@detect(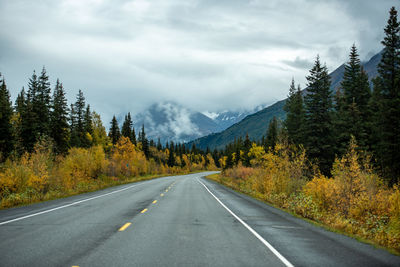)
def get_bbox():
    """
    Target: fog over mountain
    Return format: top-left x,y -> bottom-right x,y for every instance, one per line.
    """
129,101 -> 273,143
